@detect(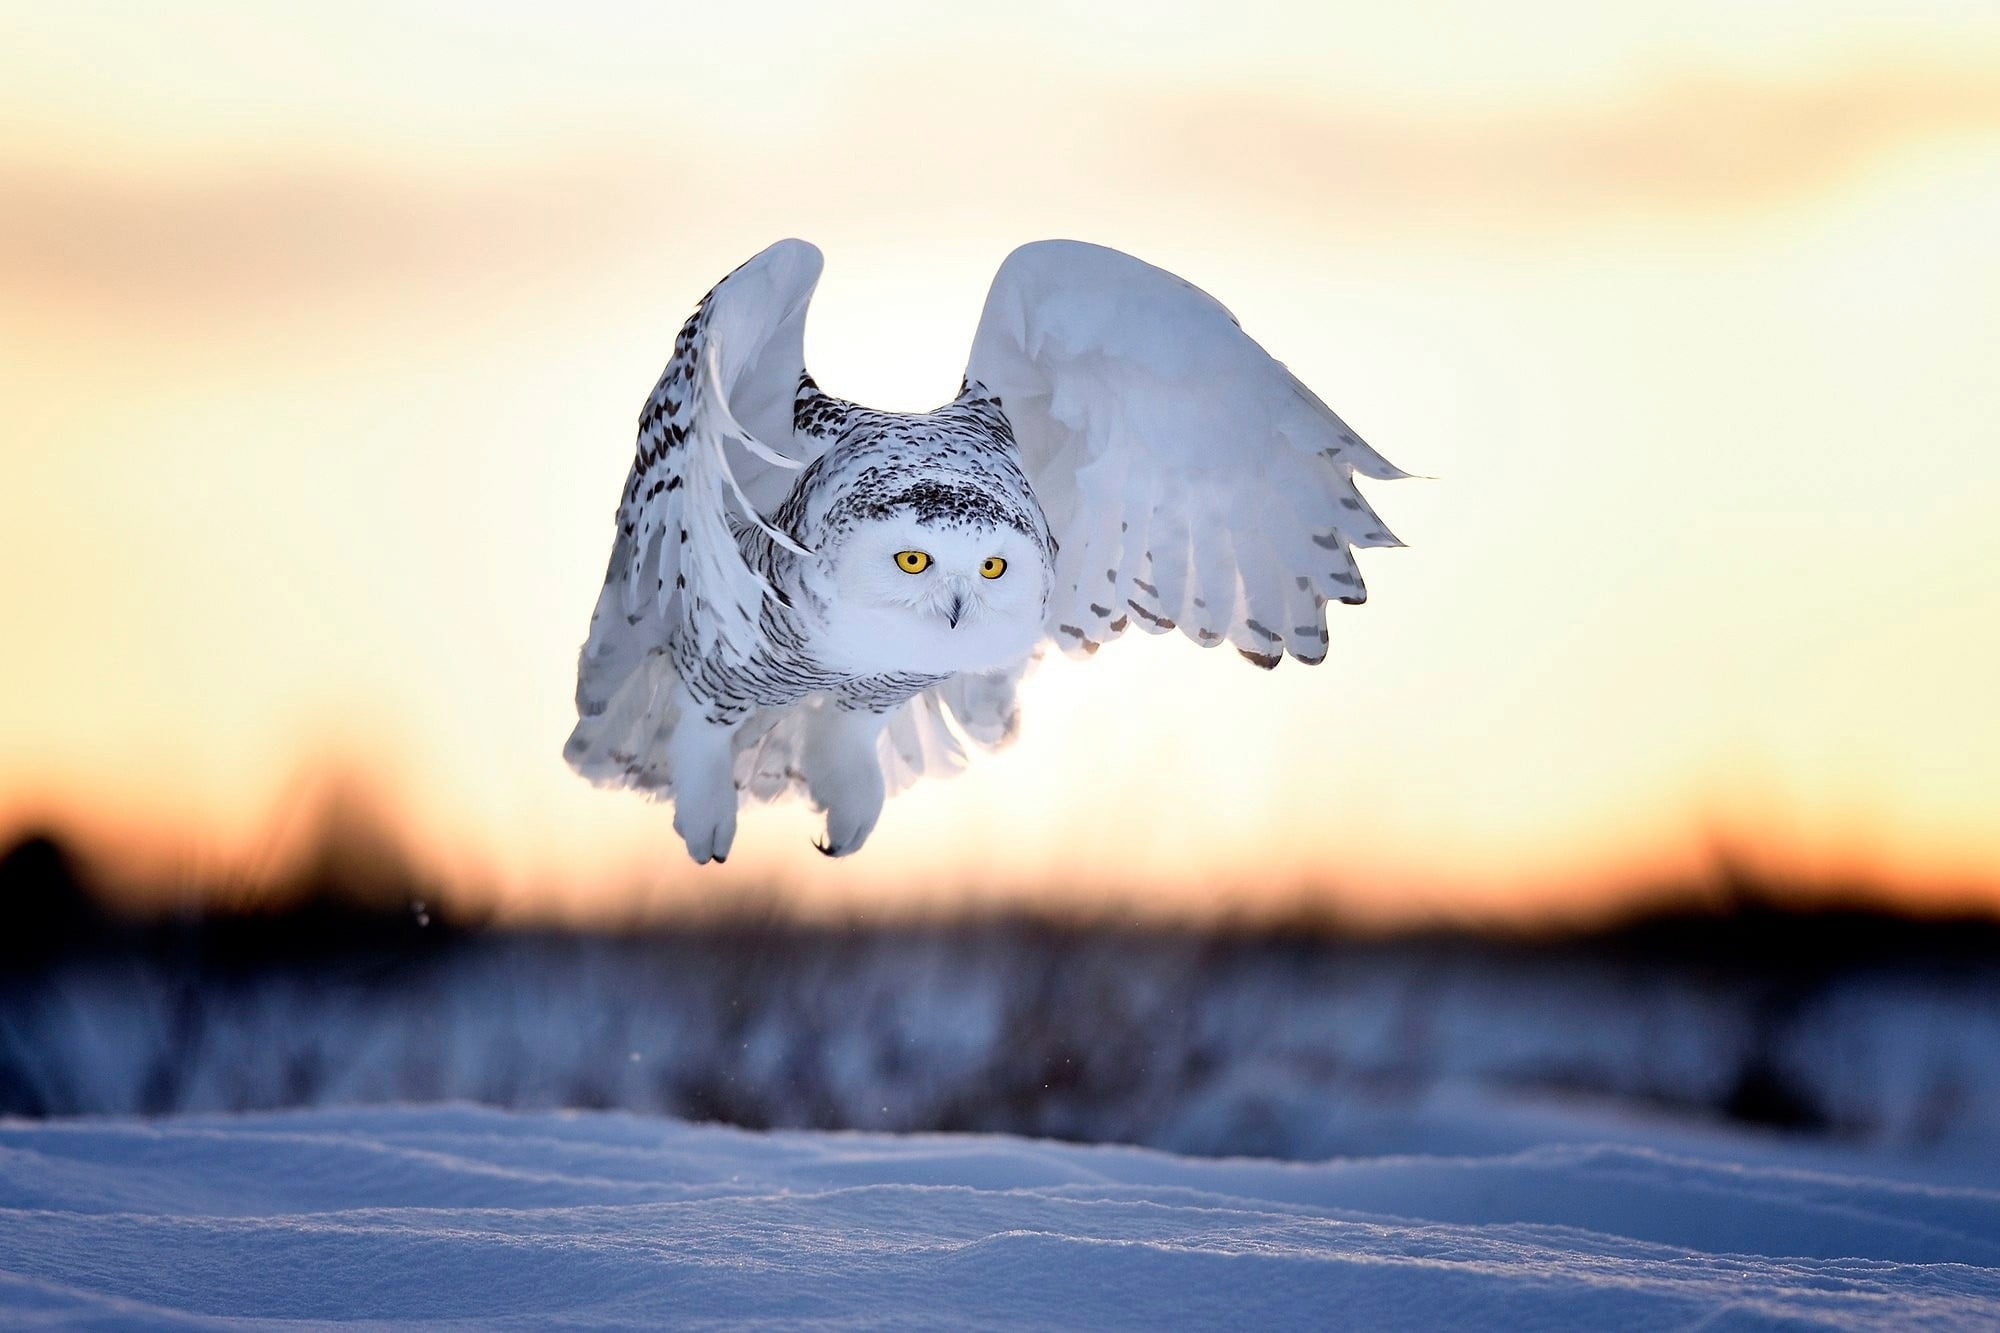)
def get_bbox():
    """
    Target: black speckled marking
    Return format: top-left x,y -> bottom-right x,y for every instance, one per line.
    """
658,376 -> 1057,724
